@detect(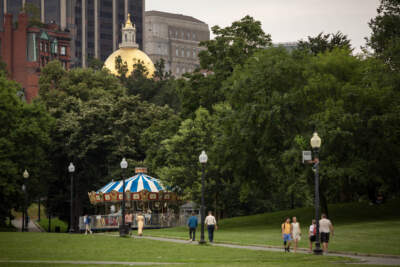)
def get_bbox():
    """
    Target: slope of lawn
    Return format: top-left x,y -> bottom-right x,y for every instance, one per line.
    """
0,232 -> 367,267
146,200 -> 400,255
